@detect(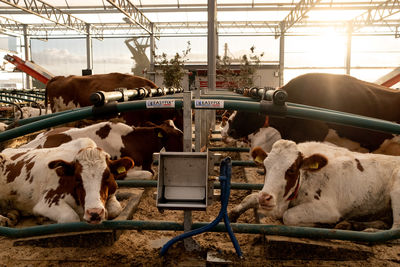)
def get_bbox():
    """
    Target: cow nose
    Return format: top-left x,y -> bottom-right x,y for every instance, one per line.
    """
258,192 -> 274,206
86,208 -> 105,224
